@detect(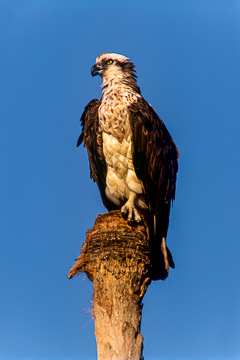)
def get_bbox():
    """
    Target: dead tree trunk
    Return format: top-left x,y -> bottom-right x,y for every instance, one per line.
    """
68,210 -> 151,360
